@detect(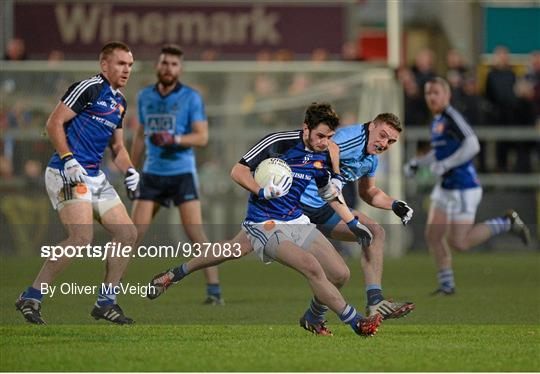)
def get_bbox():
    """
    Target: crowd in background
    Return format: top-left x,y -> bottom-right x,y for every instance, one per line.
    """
397,46 -> 539,173
1,37 -> 539,185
